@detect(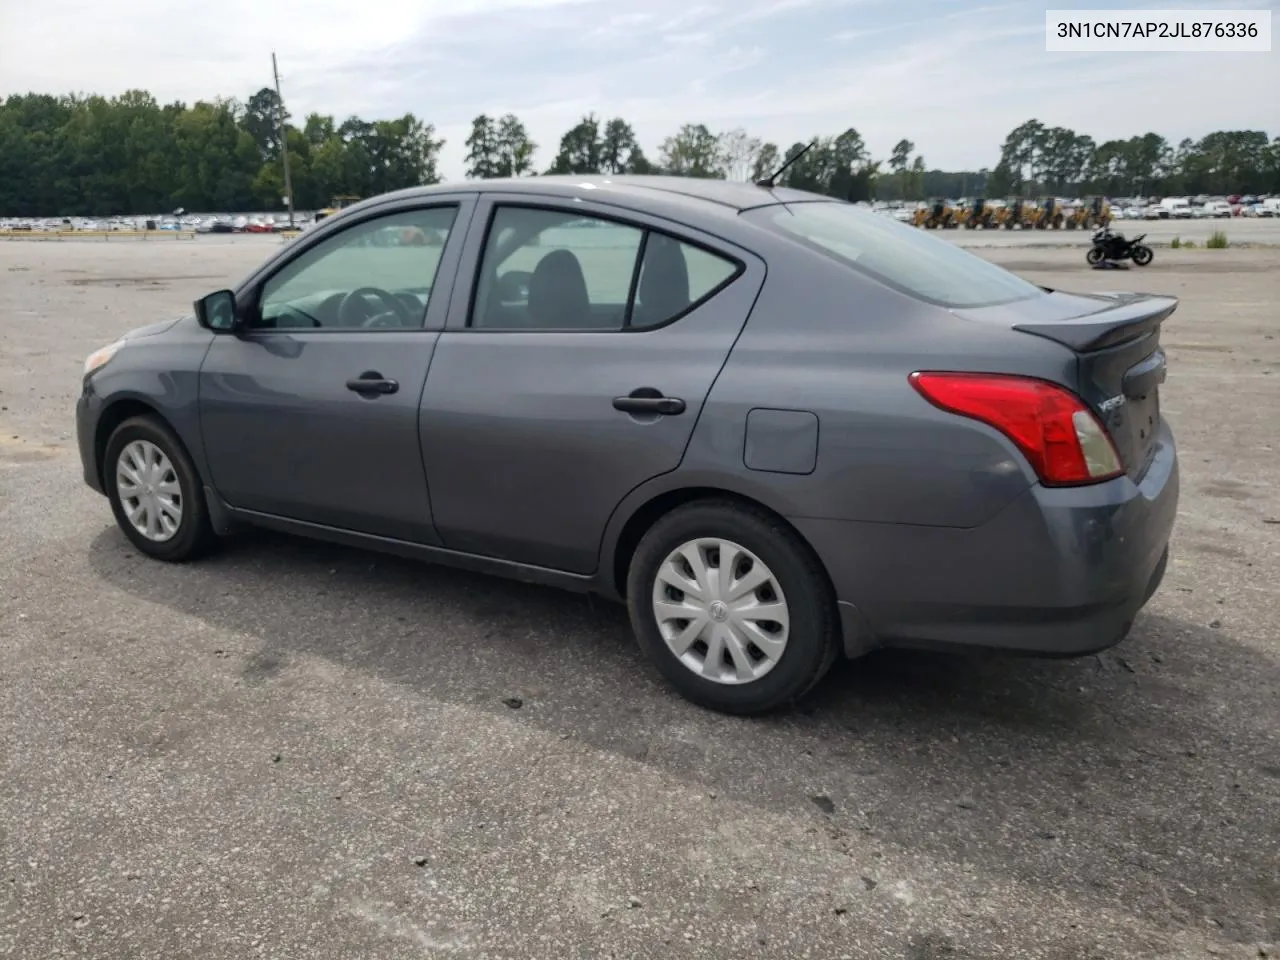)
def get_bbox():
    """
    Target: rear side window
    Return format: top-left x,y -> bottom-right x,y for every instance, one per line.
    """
470,205 -> 741,331
631,233 -> 739,329
744,201 -> 1044,308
